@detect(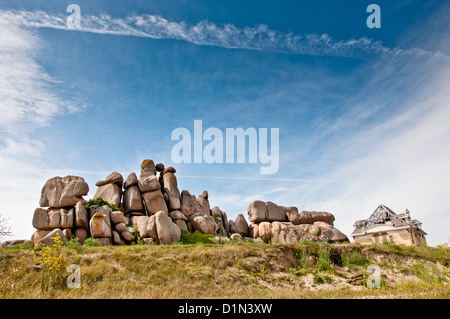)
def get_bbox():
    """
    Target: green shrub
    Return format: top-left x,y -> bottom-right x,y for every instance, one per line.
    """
32,234 -> 77,291
342,250 -> 368,267
67,237 -> 81,249
292,248 -> 310,270
83,237 -> 100,247
9,242 -> 33,251
86,197 -> 119,212
291,244 -> 343,274
437,242 -> 450,266
179,230 -> 216,245
316,245 -> 332,271
131,225 -> 142,245
313,273 -> 324,284
289,267 -> 305,277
